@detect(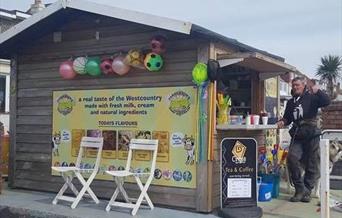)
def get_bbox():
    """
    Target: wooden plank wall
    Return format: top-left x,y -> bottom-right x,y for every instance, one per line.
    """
12,11 -> 204,210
